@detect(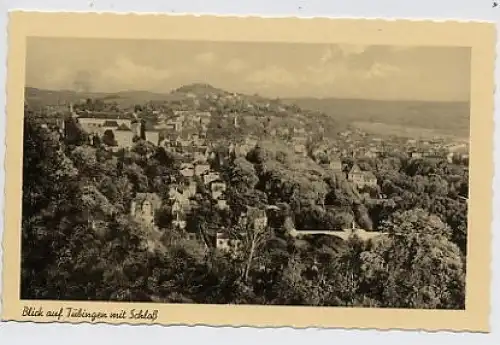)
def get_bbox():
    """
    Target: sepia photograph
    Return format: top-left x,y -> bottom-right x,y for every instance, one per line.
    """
2,12 -> 494,331
22,37 -> 472,308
